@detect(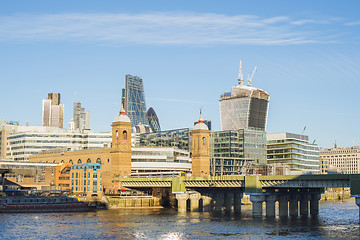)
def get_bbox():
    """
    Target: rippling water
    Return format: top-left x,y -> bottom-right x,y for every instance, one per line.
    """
1,198 -> 359,239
